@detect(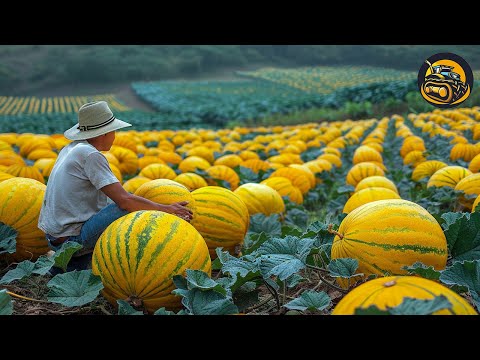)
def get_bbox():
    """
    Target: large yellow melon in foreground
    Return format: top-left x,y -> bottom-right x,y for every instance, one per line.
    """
92,210 -> 211,313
